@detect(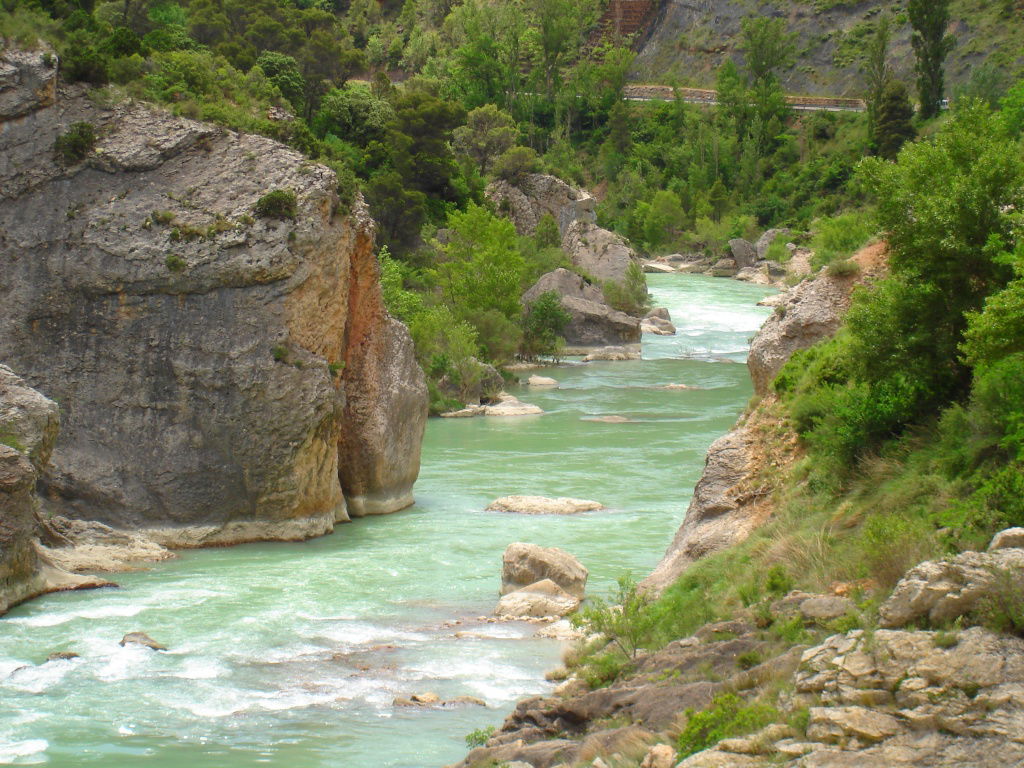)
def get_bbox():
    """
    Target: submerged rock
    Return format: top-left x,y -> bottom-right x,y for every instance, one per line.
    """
526,375 -> 559,389
582,346 -> 641,362
486,496 -> 604,515
120,632 -> 167,651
